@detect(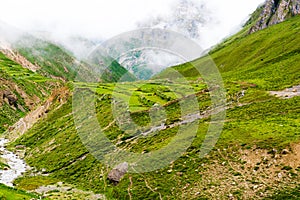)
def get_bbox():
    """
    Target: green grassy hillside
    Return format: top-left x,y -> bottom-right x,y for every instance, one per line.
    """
156,15 -> 300,90
100,60 -> 137,83
0,184 -> 40,200
15,35 -> 137,83
6,13 -> 300,200
0,52 -> 58,134
15,35 -> 78,81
